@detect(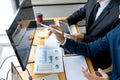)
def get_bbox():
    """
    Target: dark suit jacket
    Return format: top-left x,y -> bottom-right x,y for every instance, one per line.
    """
60,24 -> 120,80
67,0 -> 120,70
67,0 -> 119,42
